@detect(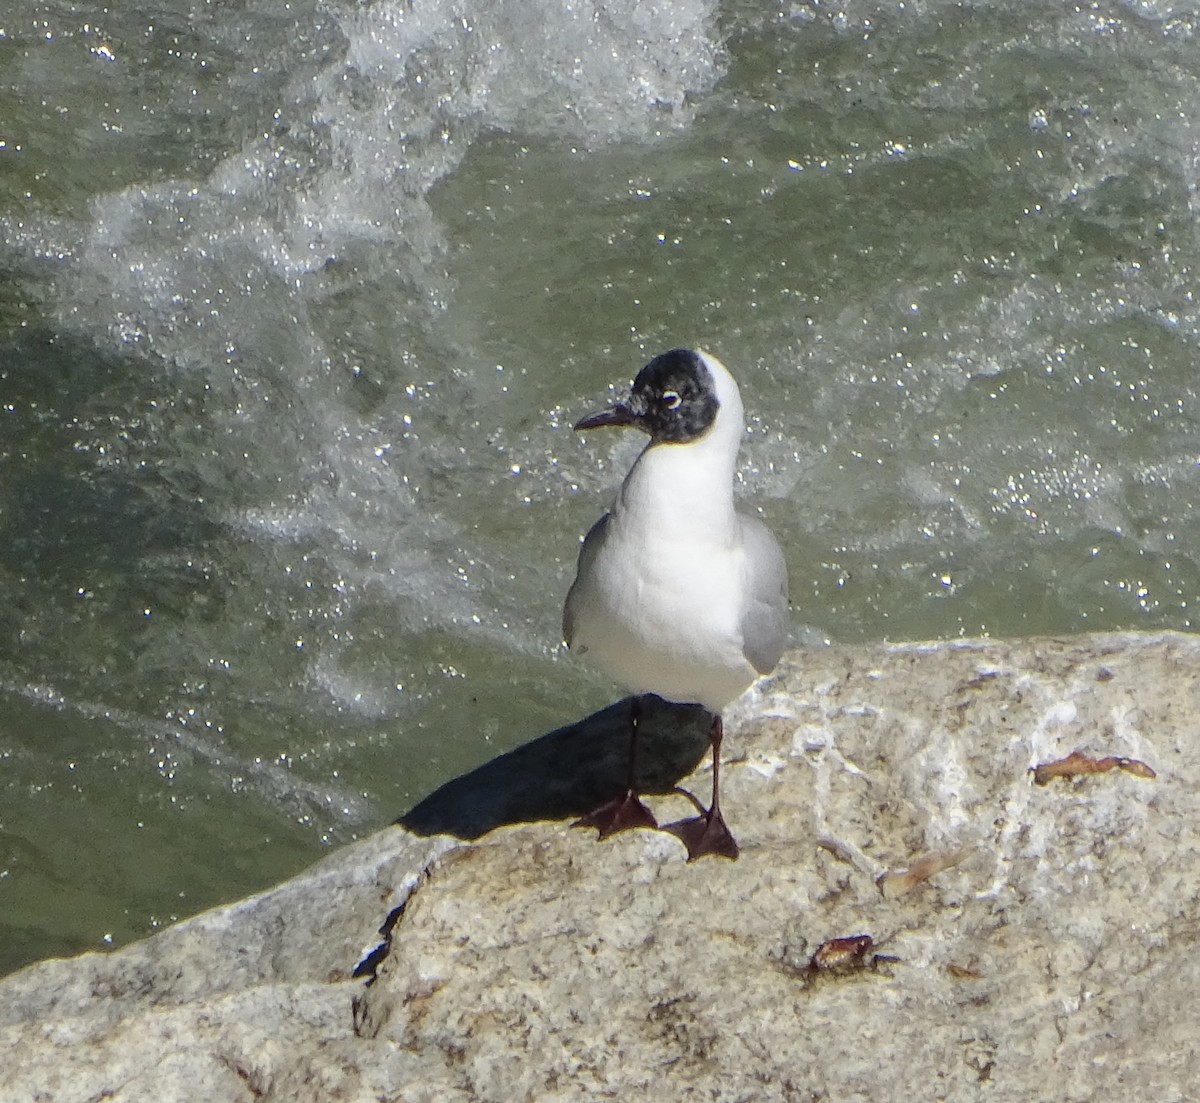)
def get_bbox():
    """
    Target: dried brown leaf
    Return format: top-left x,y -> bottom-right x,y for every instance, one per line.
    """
1032,749 -> 1156,786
